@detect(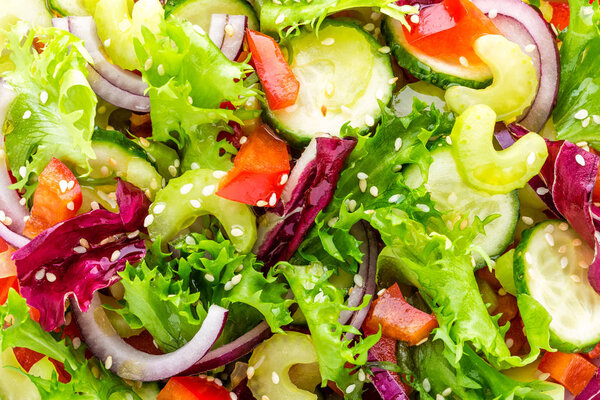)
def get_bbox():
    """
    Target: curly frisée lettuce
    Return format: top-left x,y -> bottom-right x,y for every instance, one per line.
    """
2,23 -> 97,199
254,0 -> 414,35
0,290 -> 149,400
